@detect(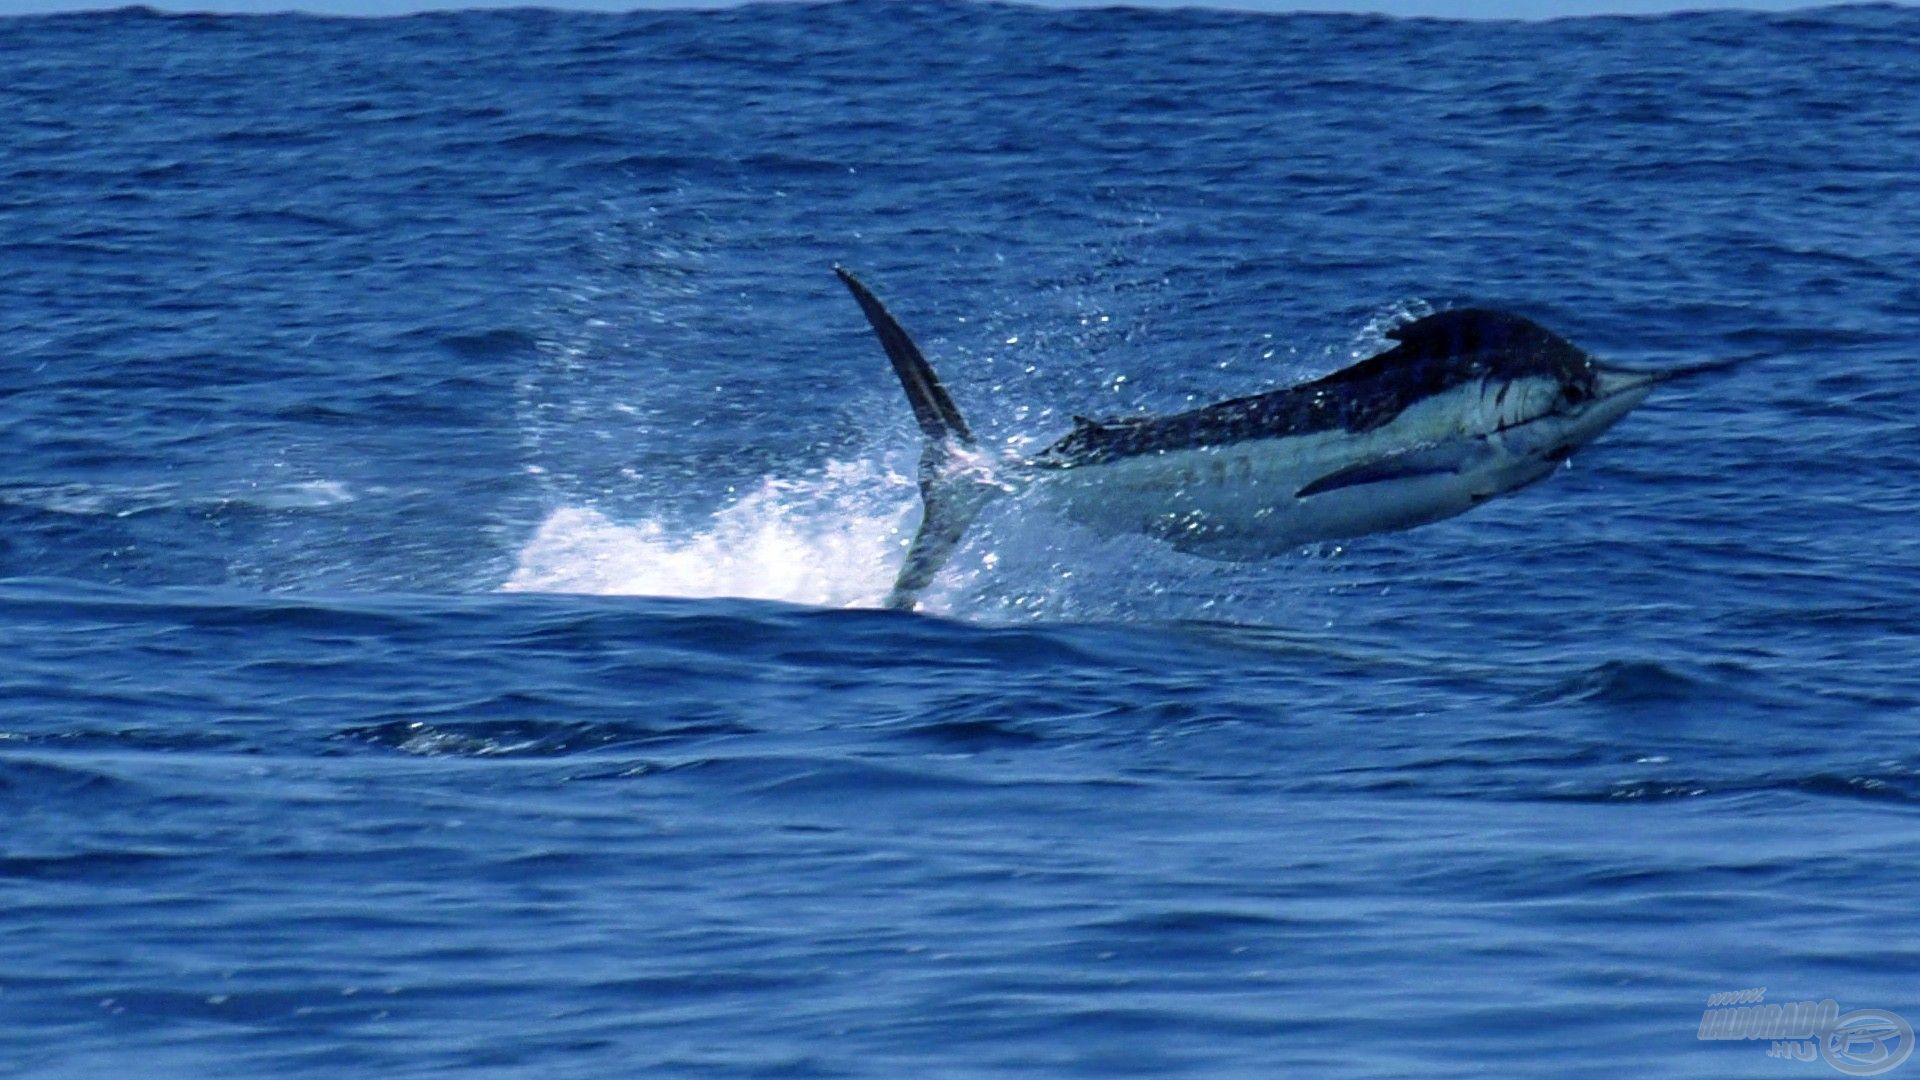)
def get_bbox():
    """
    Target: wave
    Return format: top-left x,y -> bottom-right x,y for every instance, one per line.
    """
1524,658 -> 1704,706
0,479 -> 354,517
